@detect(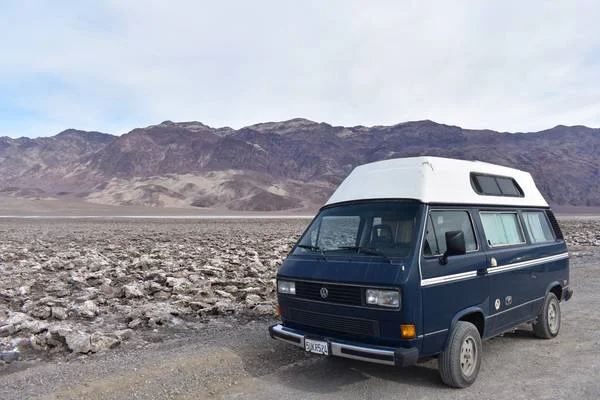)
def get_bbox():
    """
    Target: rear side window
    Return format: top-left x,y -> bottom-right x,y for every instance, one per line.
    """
522,211 -> 555,243
471,173 -> 524,197
496,177 -> 521,196
423,210 -> 477,256
480,212 -> 525,247
476,175 -> 502,195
